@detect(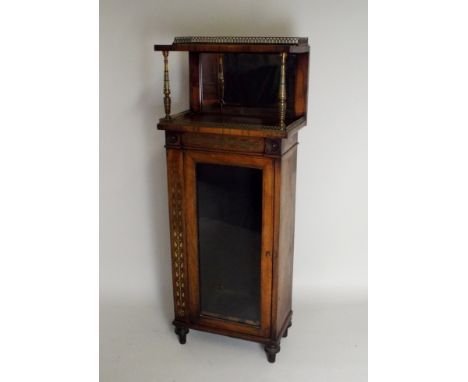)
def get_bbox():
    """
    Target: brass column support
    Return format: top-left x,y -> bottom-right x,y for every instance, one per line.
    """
163,51 -> 171,119
217,53 -> 225,109
278,52 -> 287,128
